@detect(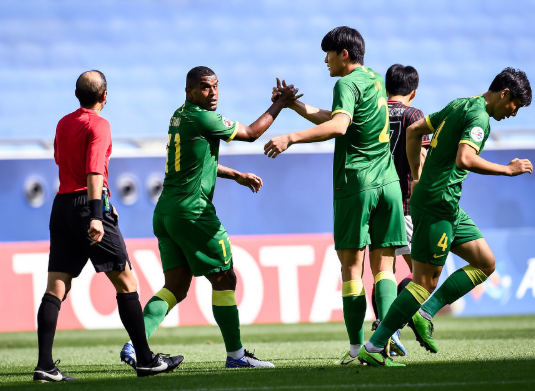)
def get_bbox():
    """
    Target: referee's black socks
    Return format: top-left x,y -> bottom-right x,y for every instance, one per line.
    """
37,293 -> 61,370
116,292 -> 153,365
